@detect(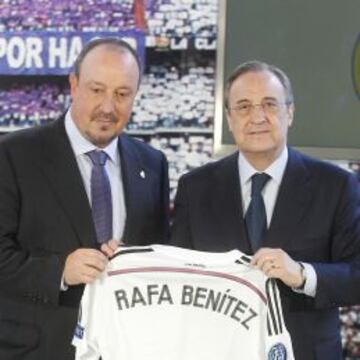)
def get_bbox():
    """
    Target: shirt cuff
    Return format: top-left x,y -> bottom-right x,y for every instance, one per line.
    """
293,262 -> 317,297
60,274 -> 68,291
